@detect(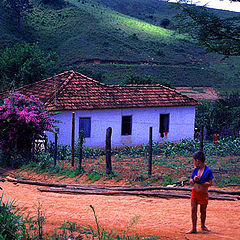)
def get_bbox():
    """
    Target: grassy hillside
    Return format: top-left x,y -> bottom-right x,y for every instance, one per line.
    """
0,0 -> 239,92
